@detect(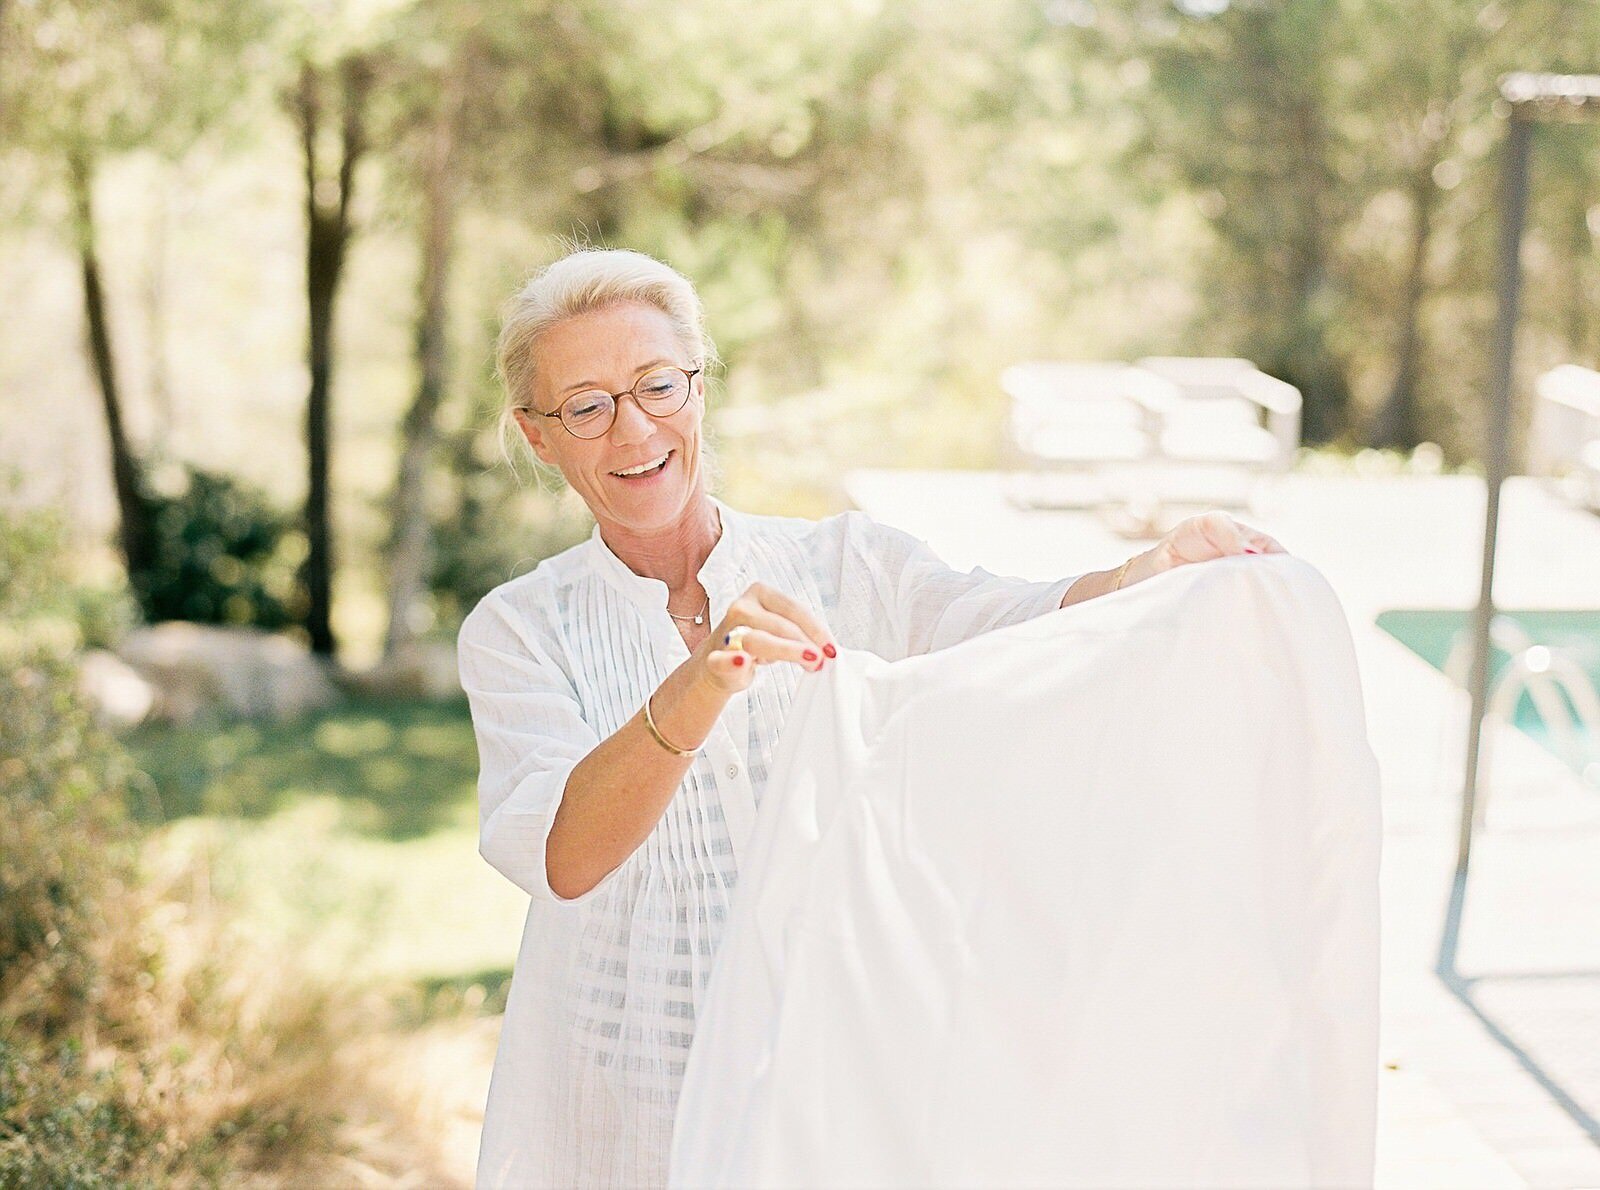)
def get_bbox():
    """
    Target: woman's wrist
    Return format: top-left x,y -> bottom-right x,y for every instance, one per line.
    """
644,659 -> 731,754
642,690 -> 698,755
1122,547 -> 1163,587
1061,548 -> 1162,608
